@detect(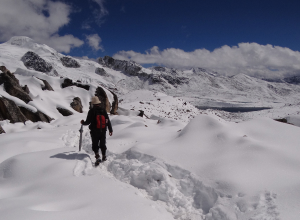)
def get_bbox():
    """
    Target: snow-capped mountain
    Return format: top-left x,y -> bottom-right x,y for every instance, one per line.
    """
2,36 -> 300,110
